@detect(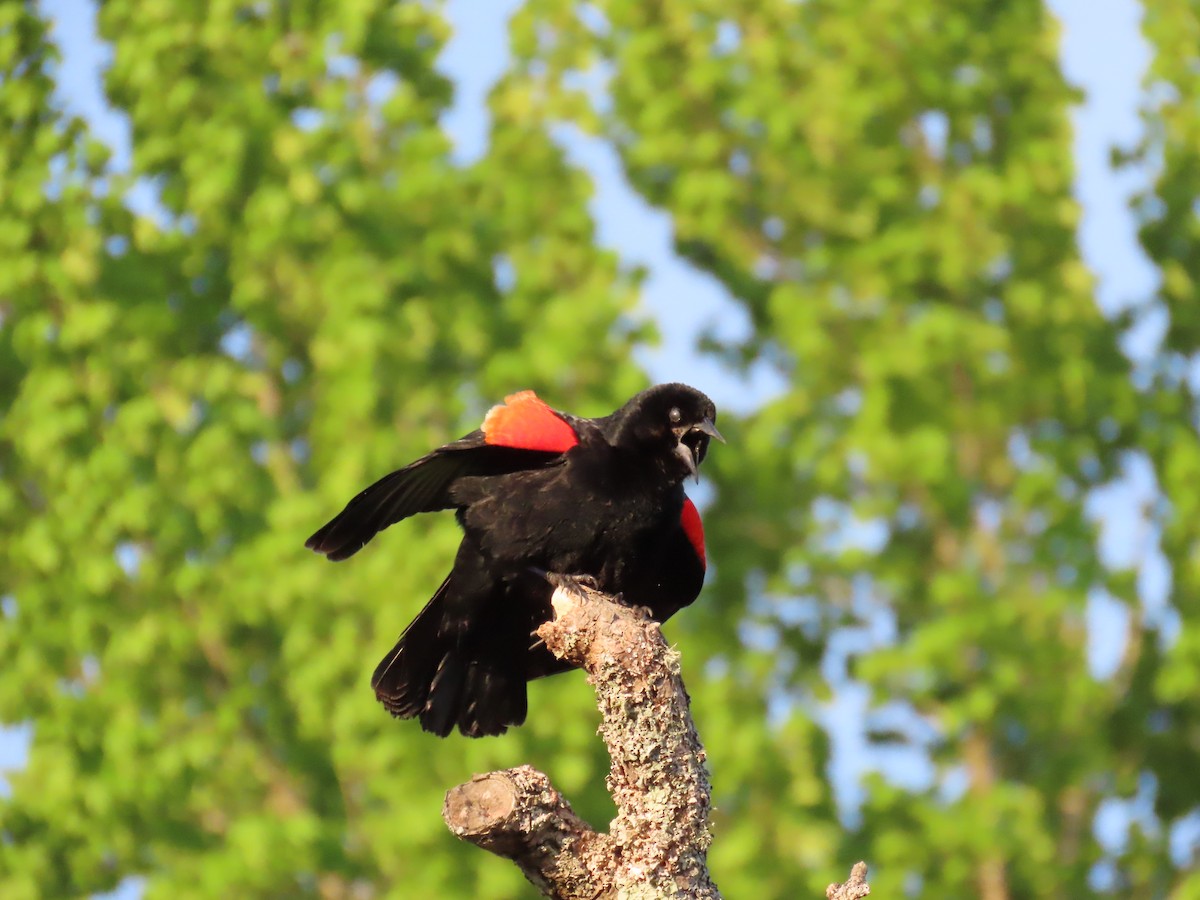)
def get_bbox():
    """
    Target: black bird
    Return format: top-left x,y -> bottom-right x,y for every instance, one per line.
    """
306,383 -> 722,737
